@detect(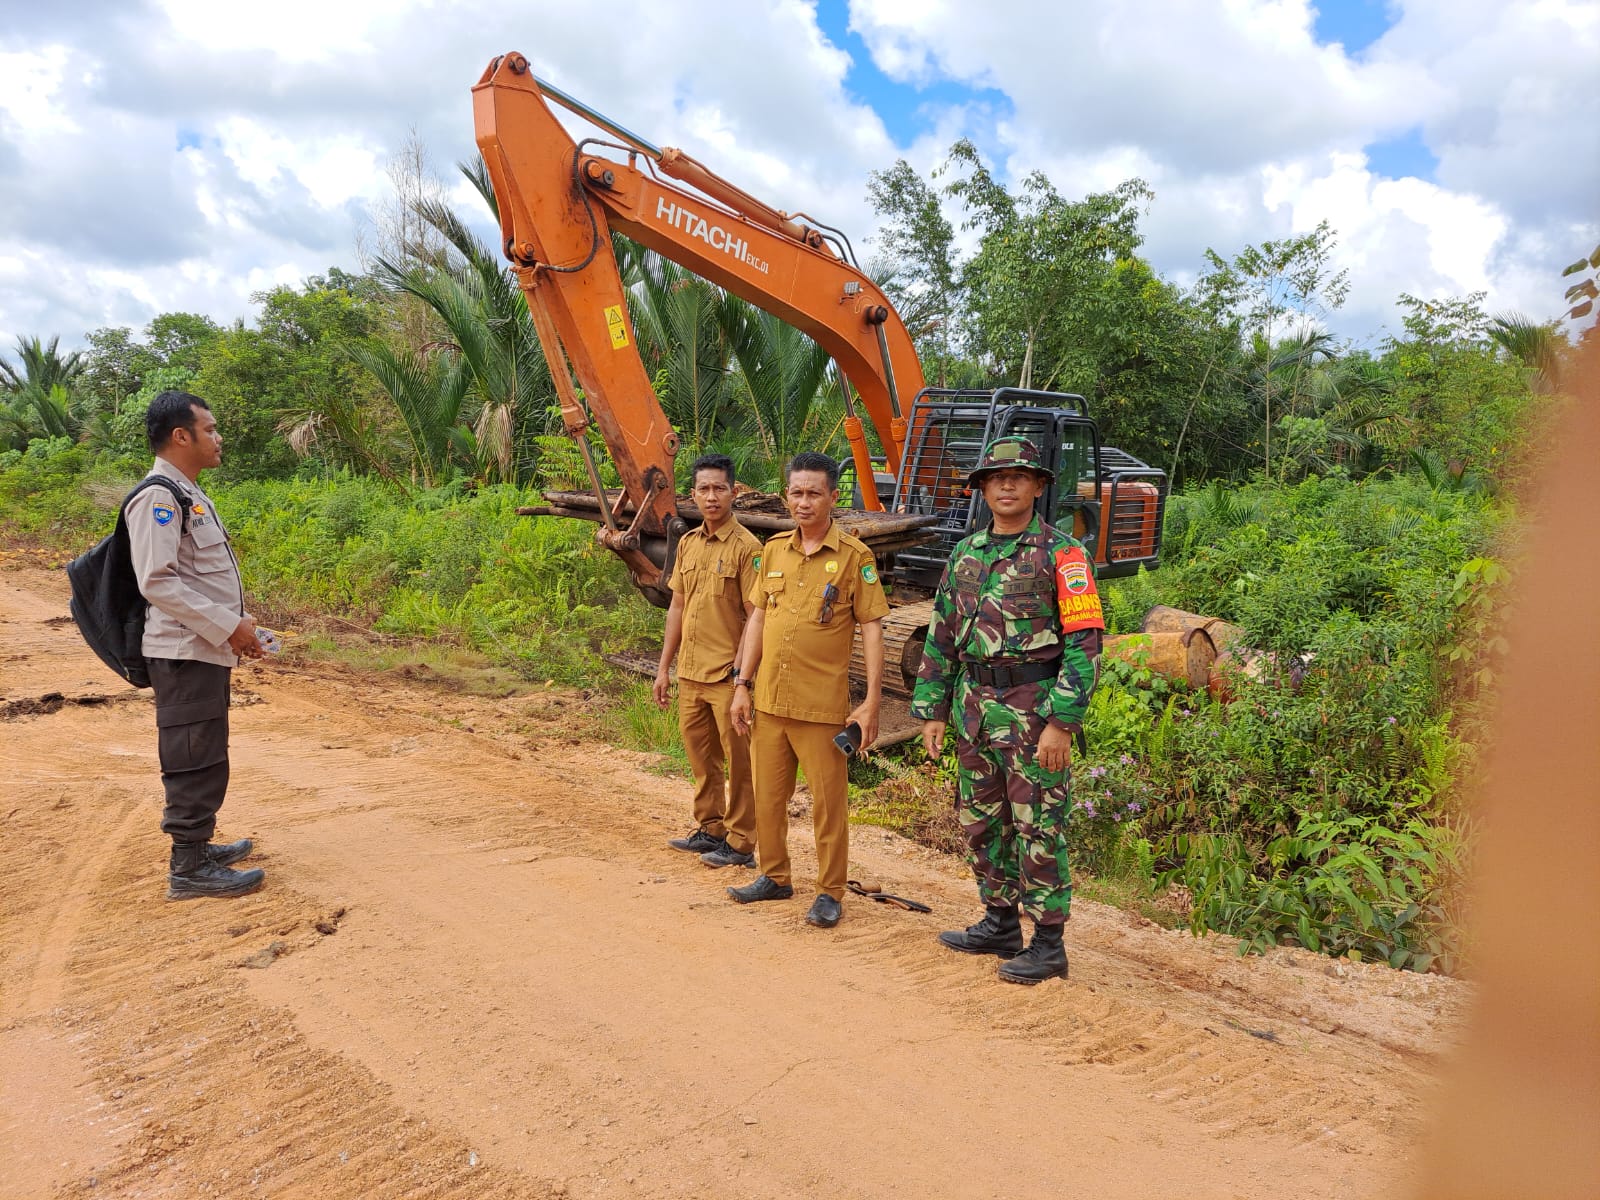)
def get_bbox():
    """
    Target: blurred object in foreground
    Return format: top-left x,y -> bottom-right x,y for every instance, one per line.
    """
1411,341 -> 1600,1199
